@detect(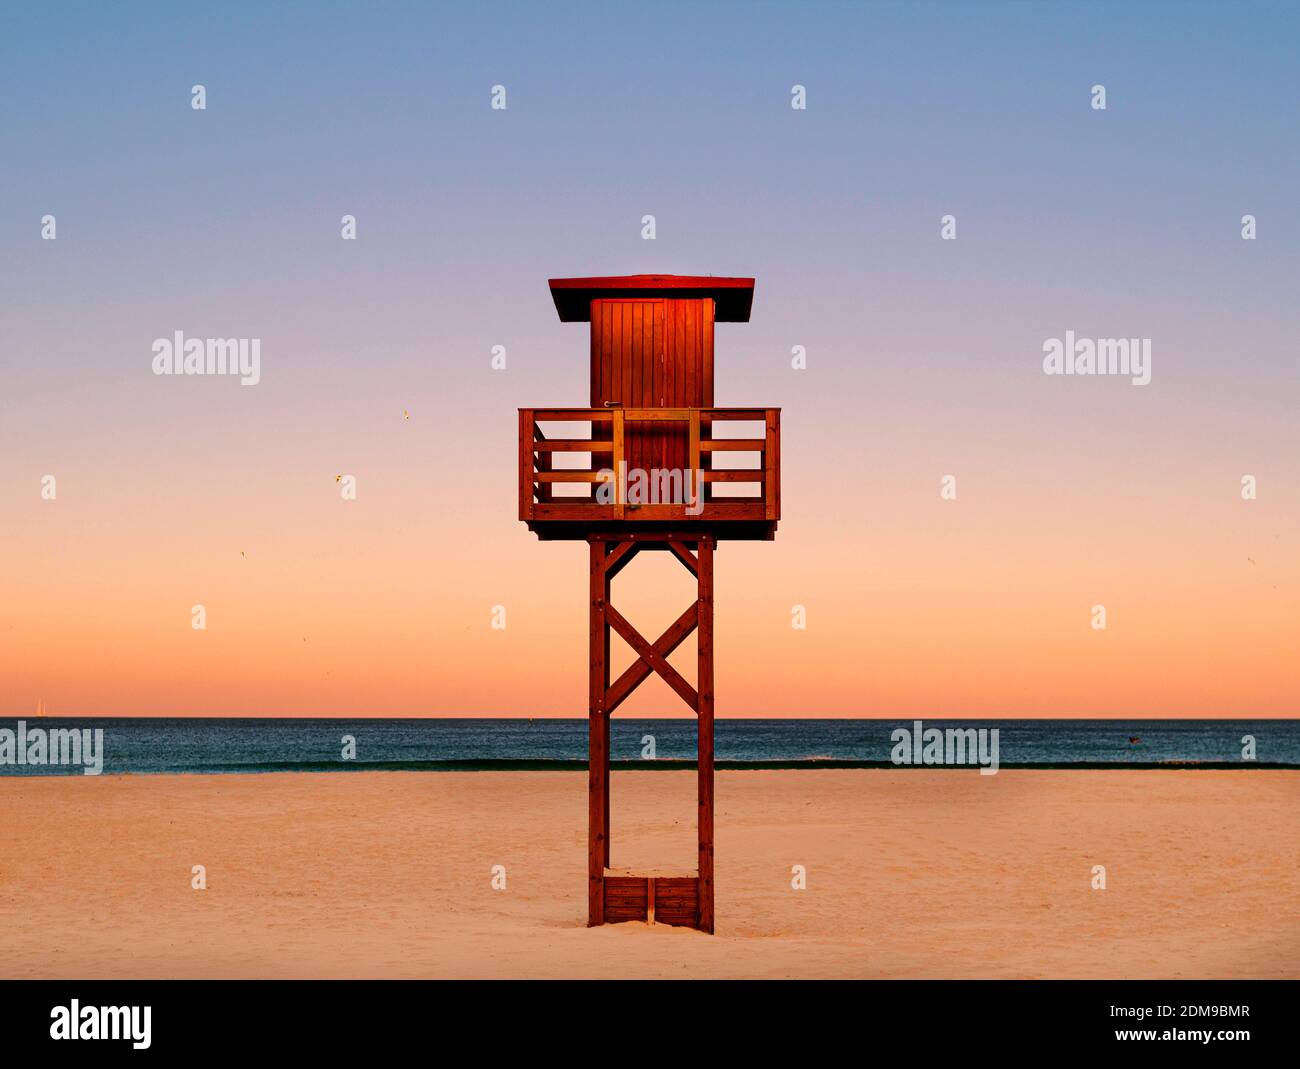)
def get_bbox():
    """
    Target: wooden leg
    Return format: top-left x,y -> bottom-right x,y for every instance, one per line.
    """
602,711 -> 611,869
696,538 -> 715,934
603,565 -> 612,869
588,541 -> 608,926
